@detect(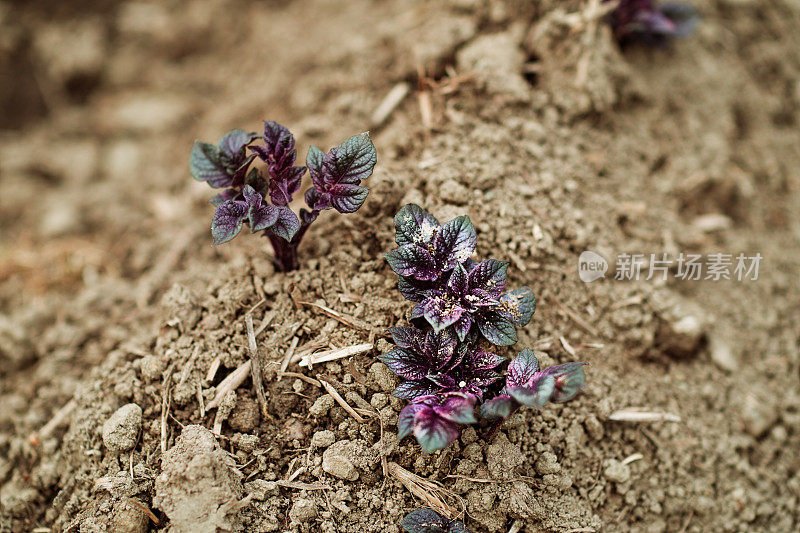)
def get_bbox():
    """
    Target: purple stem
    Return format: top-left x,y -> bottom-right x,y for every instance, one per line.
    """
264,210 -> 318,272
